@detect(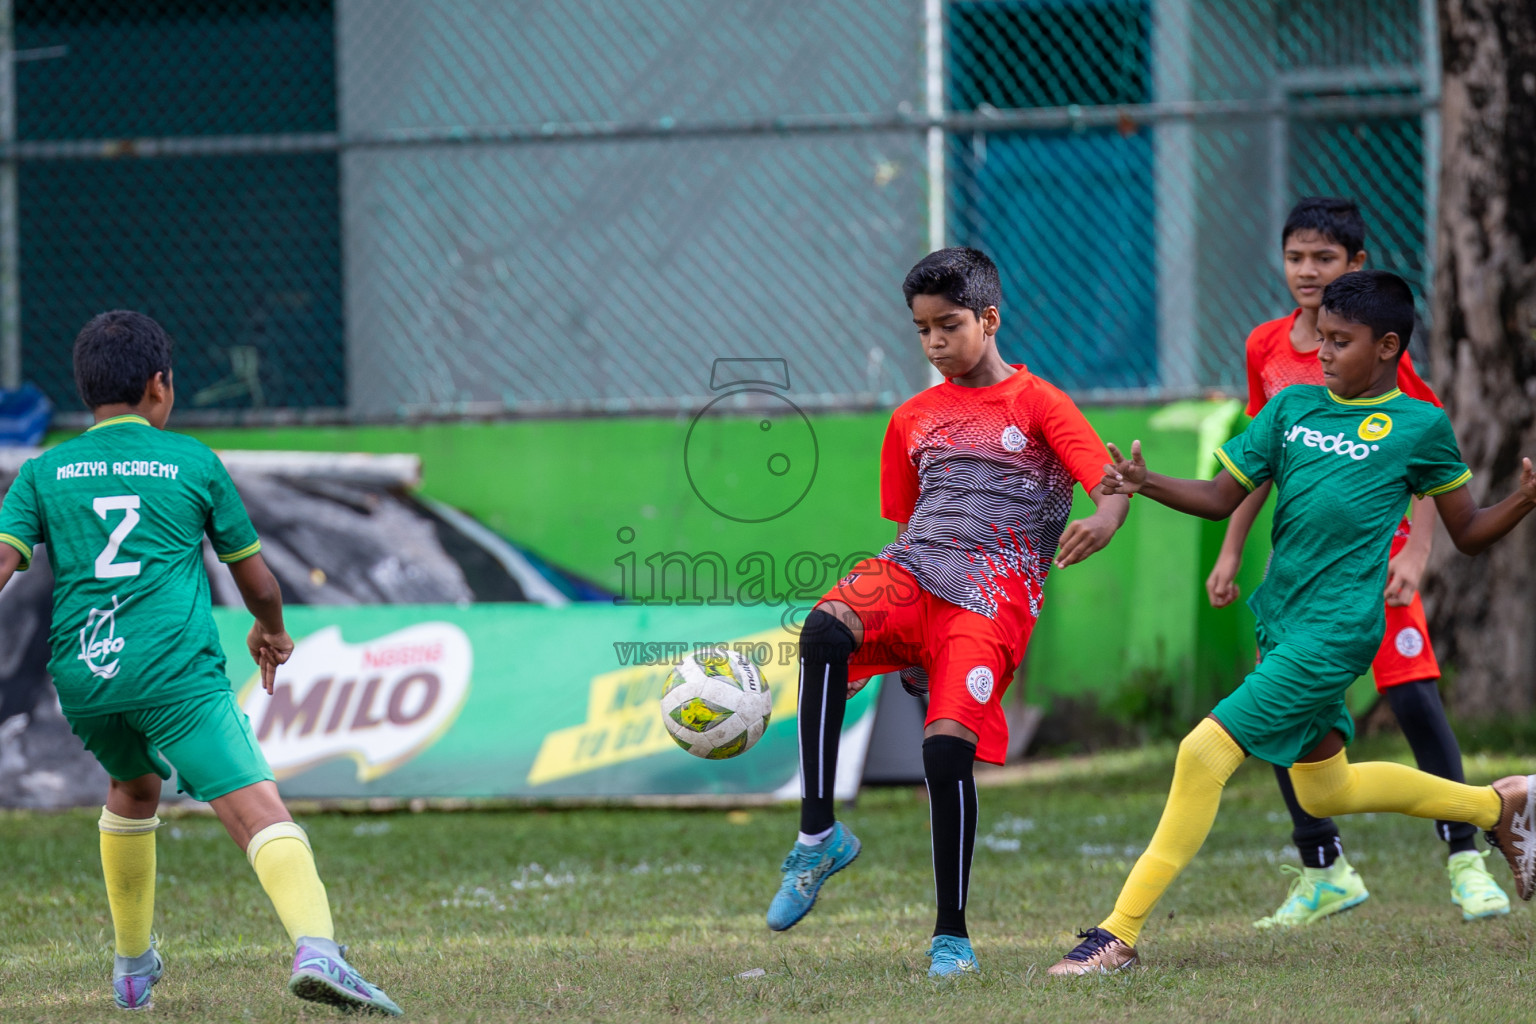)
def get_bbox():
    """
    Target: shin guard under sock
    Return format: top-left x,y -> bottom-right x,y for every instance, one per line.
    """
797,609 -> 856,836
100,809 -> 160,957
1288,750 -> 1501,829
247,822 -> 335,945
1101,718 -> 1245,946
924,735 -> 978,938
